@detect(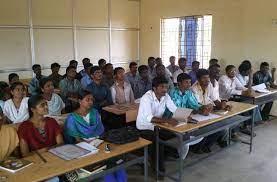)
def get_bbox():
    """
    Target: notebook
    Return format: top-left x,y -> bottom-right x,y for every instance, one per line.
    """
173,108 -> 193,126
252,83 -> 270,93
0,158 -> 32,173
191,113 -> 221,122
